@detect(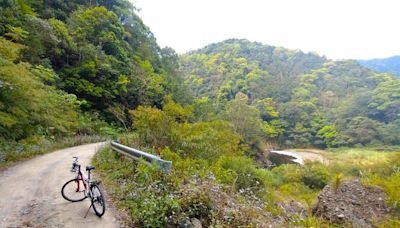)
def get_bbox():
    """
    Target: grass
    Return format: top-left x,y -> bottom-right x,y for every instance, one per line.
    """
92,144 -> 400,226
299,148 -> 400,213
